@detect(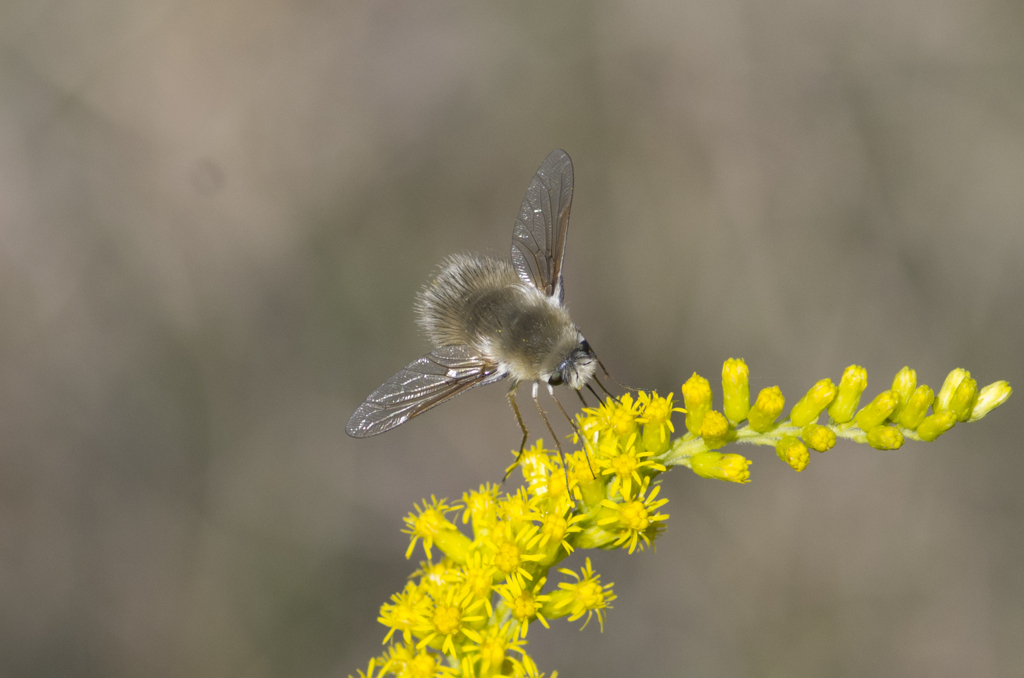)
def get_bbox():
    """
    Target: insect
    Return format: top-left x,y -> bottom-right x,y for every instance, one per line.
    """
346,150 -> 611,466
